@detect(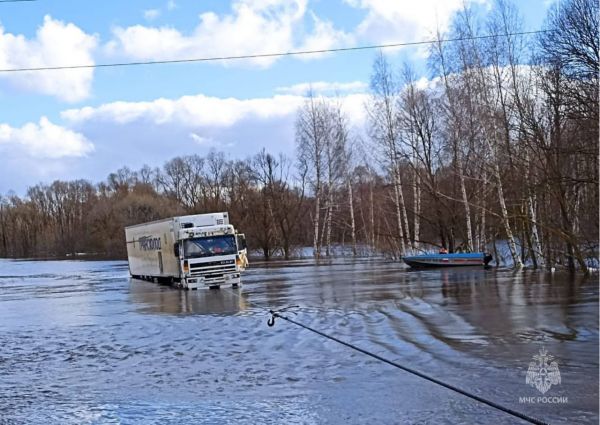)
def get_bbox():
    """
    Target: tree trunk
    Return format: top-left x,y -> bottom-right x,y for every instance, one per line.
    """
413,157 -> 421,250
527,194 -> 543,268
492,155 -> 522,268
313,189 -> 321,259
370,181 -> 375,251
492,230 -> 500,267
396,165 -> 411,251
479,171 -> 487,252
458,160 -> 474,251
326,189 -> 333,257
392,167 -> 406,256
348,179 -> 357,256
